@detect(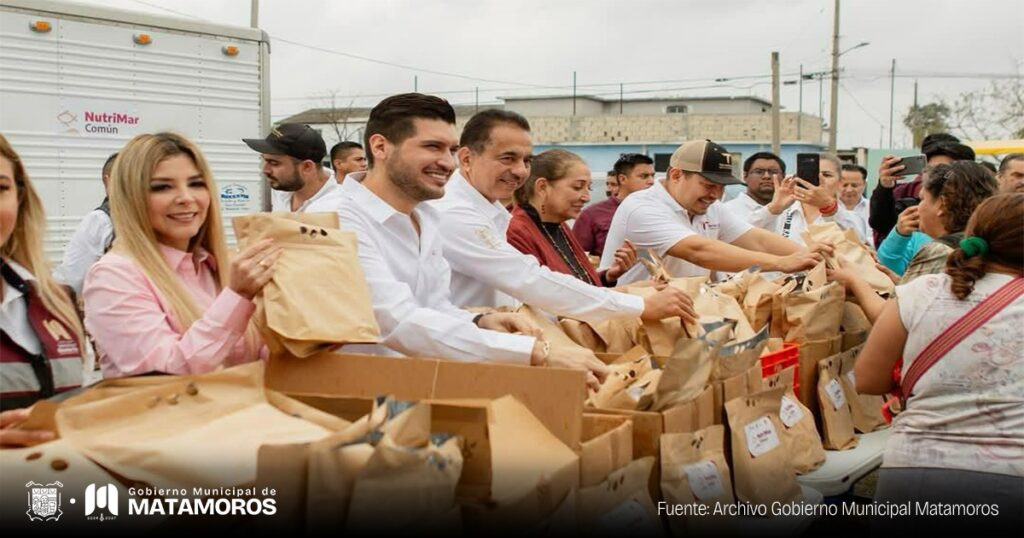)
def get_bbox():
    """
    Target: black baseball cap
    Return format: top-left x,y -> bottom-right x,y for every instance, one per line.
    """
669,139 -> 744,186
920,132 -> 959,154
243,123 -> 326,163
